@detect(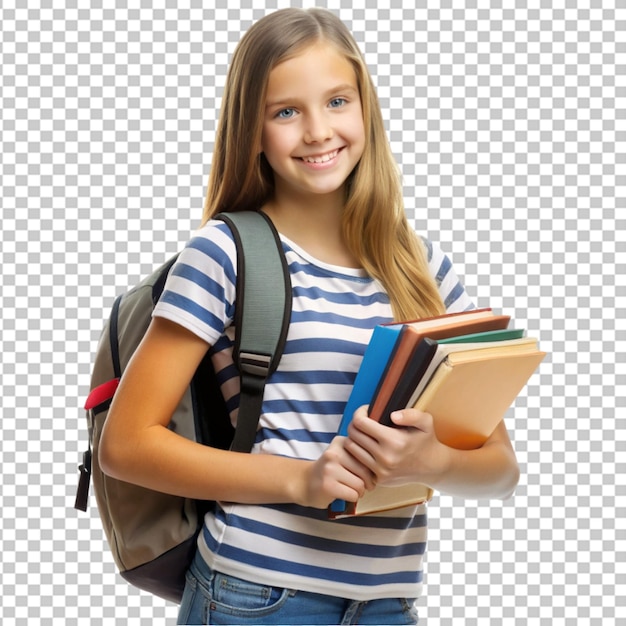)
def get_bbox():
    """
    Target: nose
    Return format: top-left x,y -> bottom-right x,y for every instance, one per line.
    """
303,111 -> 333,144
